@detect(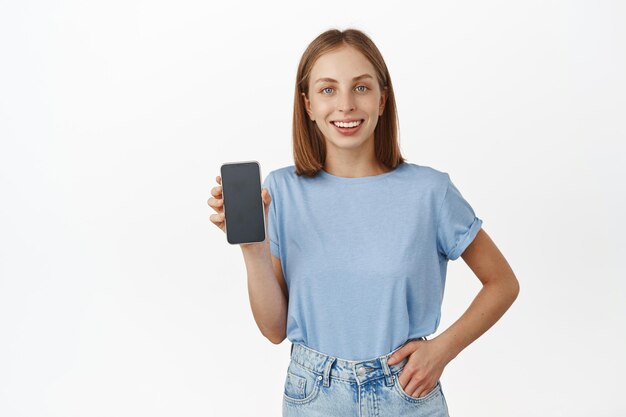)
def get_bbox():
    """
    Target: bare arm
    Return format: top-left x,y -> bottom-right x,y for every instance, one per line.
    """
209,175 -> 288,345
241,240 -> 288,344
433,228 -> 520,362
